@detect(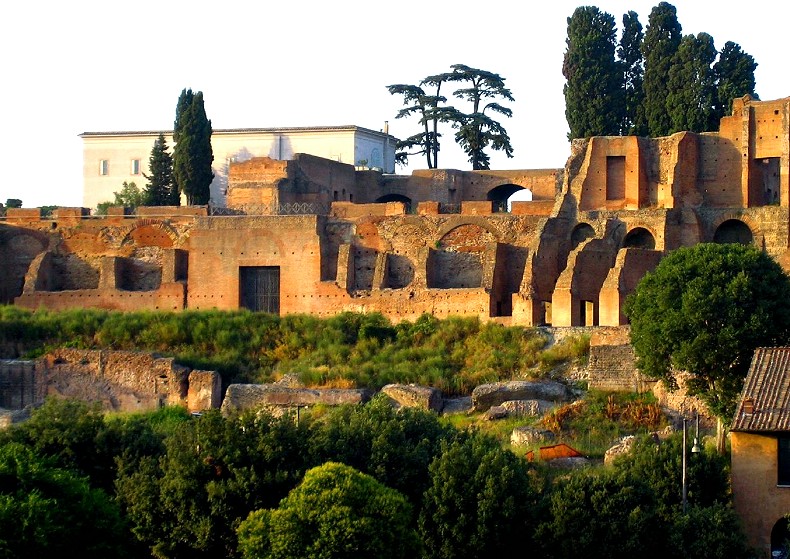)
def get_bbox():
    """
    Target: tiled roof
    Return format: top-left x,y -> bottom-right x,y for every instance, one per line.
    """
732,347 -> 790,432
